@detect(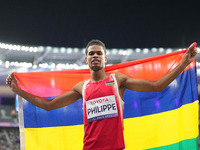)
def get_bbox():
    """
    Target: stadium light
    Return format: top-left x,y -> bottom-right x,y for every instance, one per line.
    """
135,48 -> 141,53
158,48 -> 164,53
73,48 -> 79,53
166,48 -> 173,54
60,47 -> 66,53
67,48 -> 72,54
111,48 -> 117,54
151,48 -> 157,52
143,48 -> 149,54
